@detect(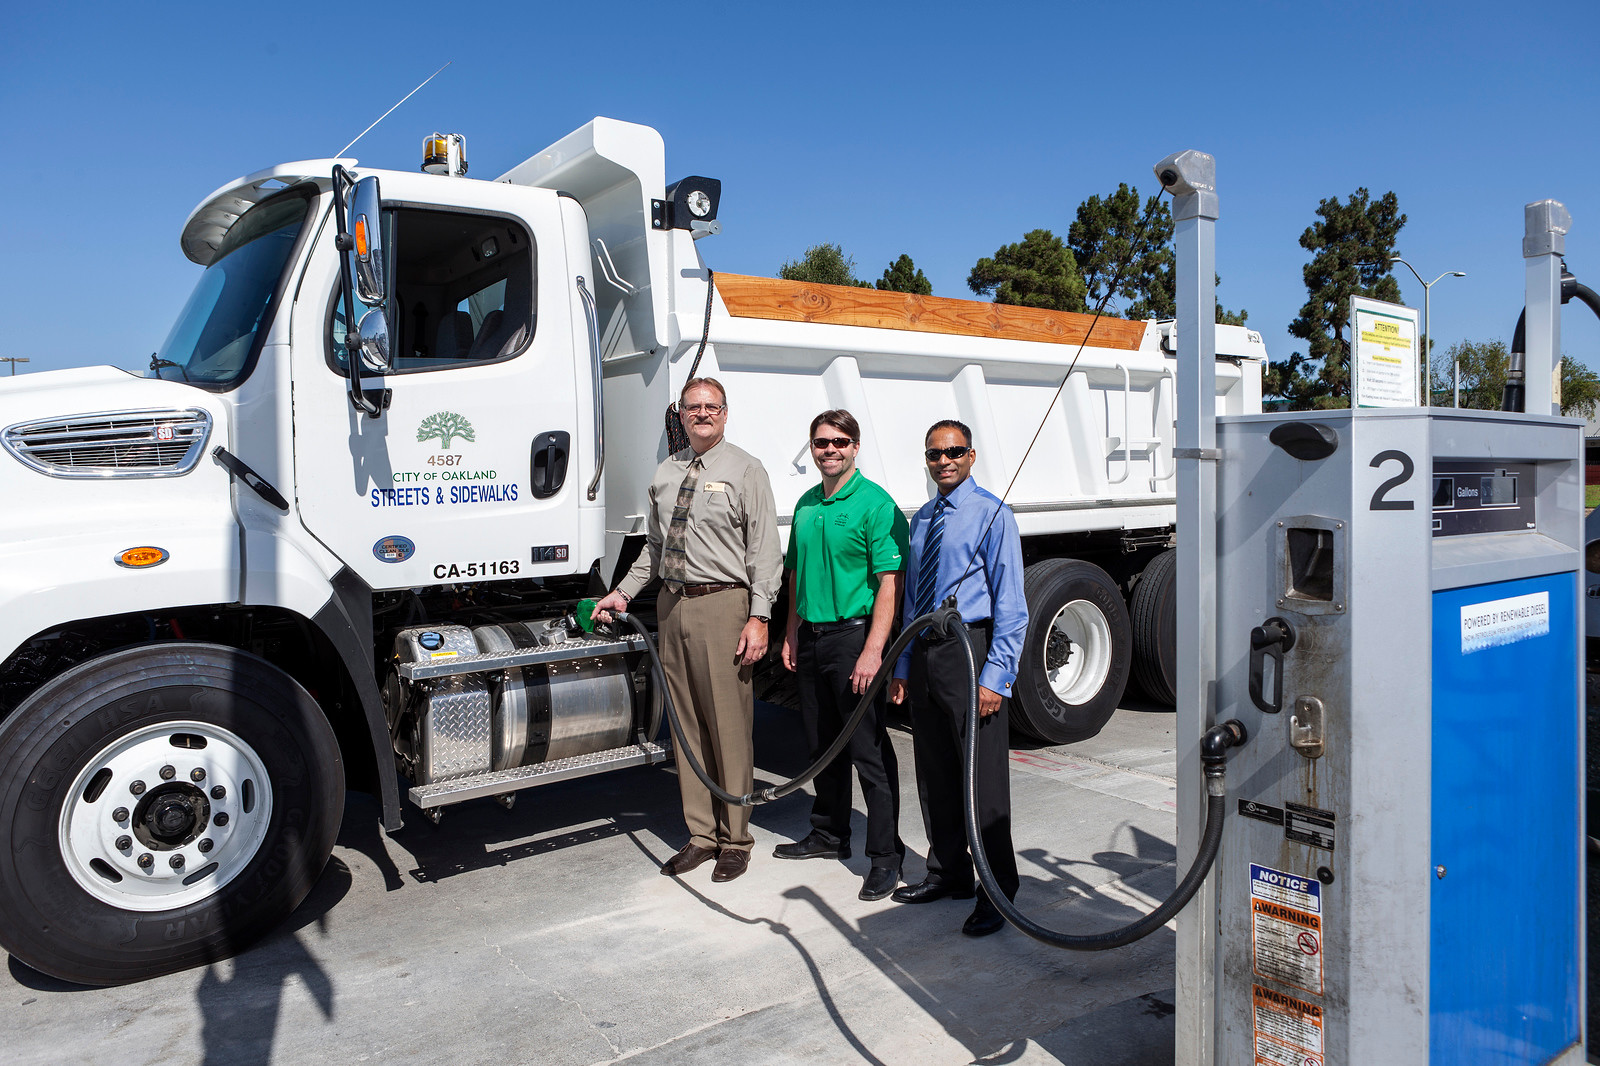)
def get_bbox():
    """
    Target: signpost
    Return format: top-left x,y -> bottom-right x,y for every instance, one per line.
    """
1350,297 -> 1421,407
